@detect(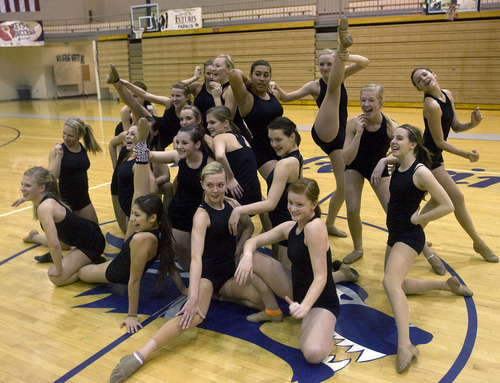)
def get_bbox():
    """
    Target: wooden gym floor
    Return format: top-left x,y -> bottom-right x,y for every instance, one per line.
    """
0,99 -> 499,382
